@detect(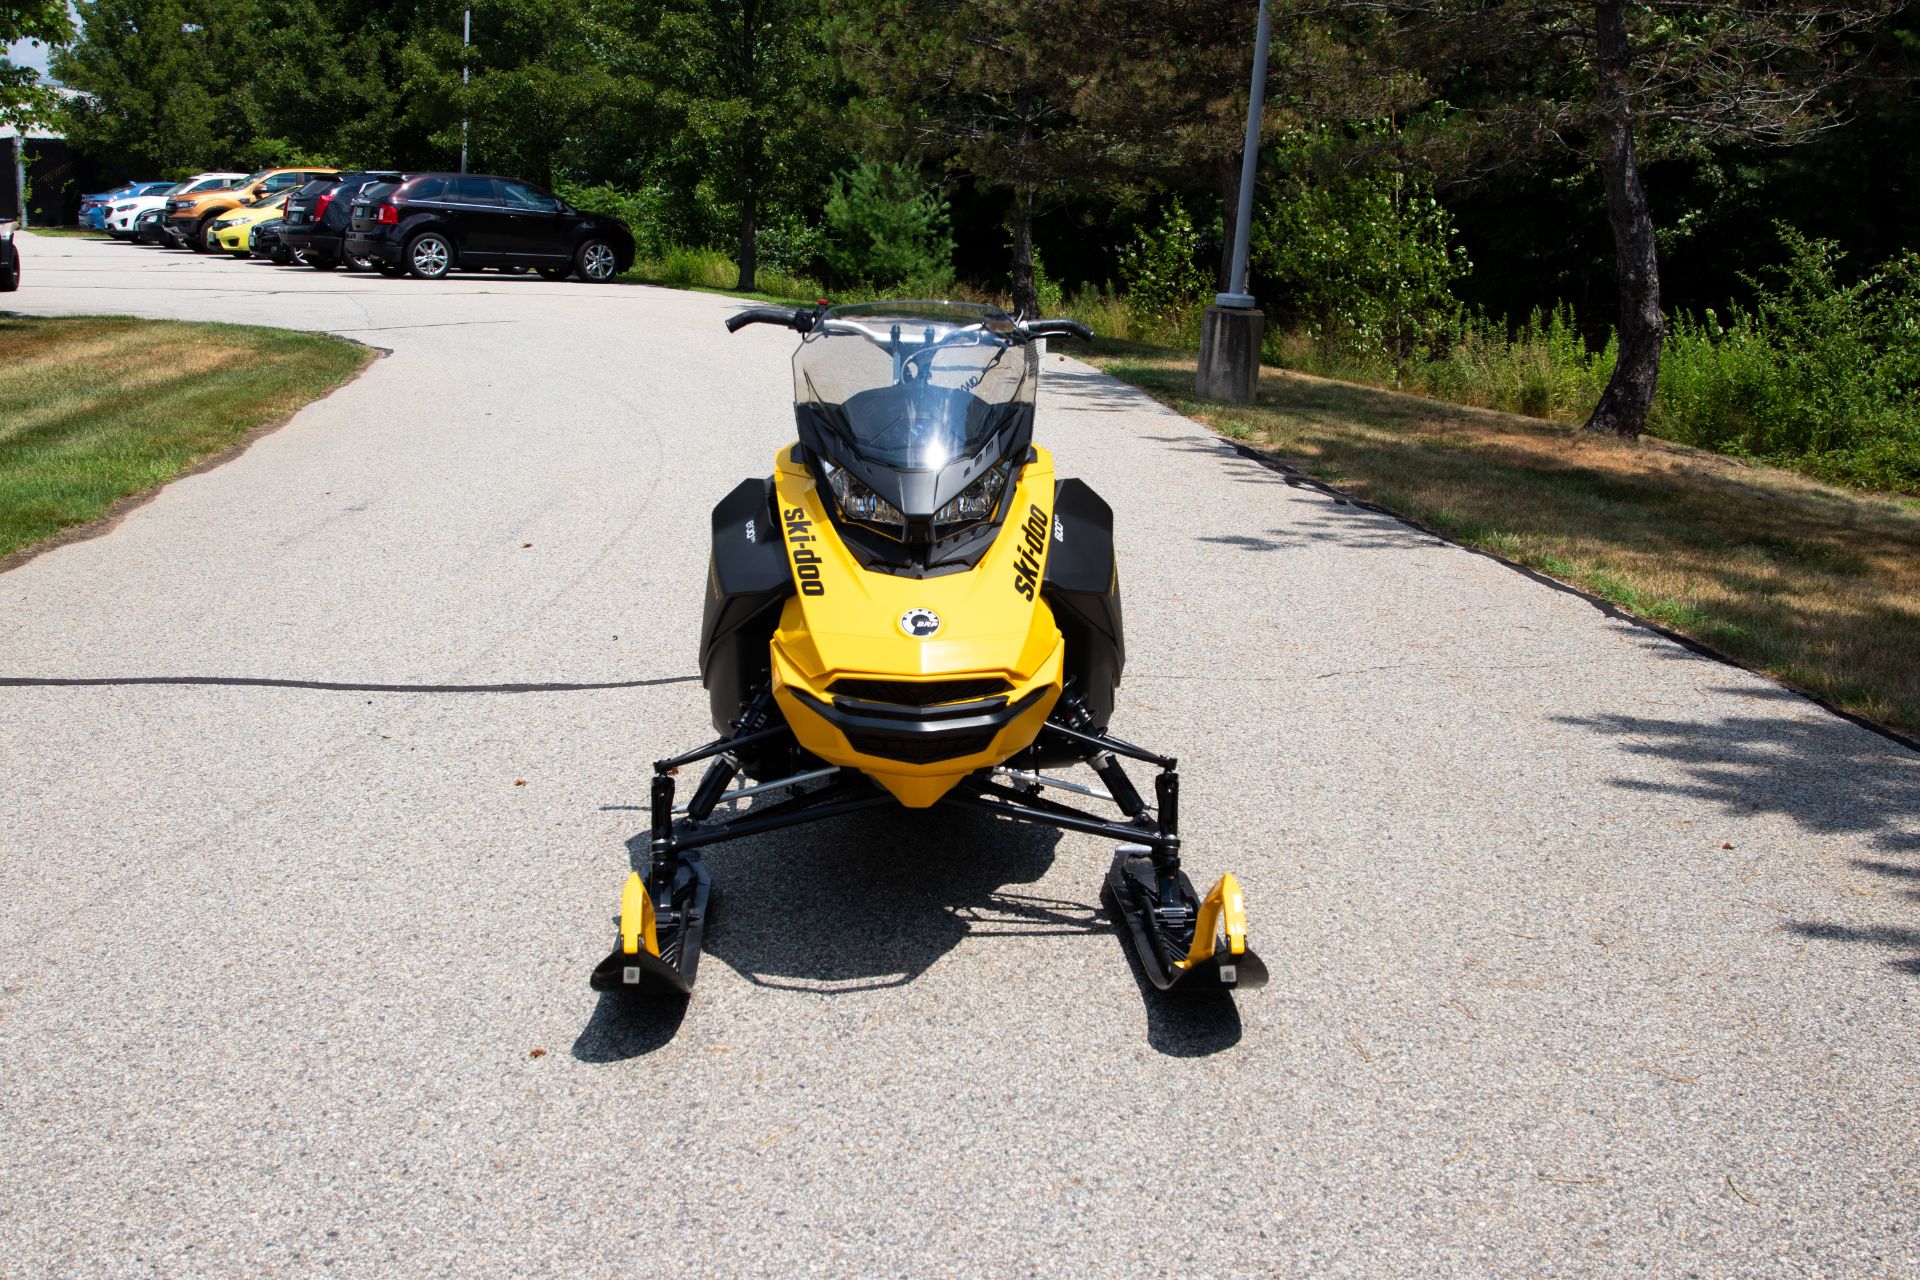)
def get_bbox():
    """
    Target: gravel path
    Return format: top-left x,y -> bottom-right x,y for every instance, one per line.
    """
3,233 -> 1916,1277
